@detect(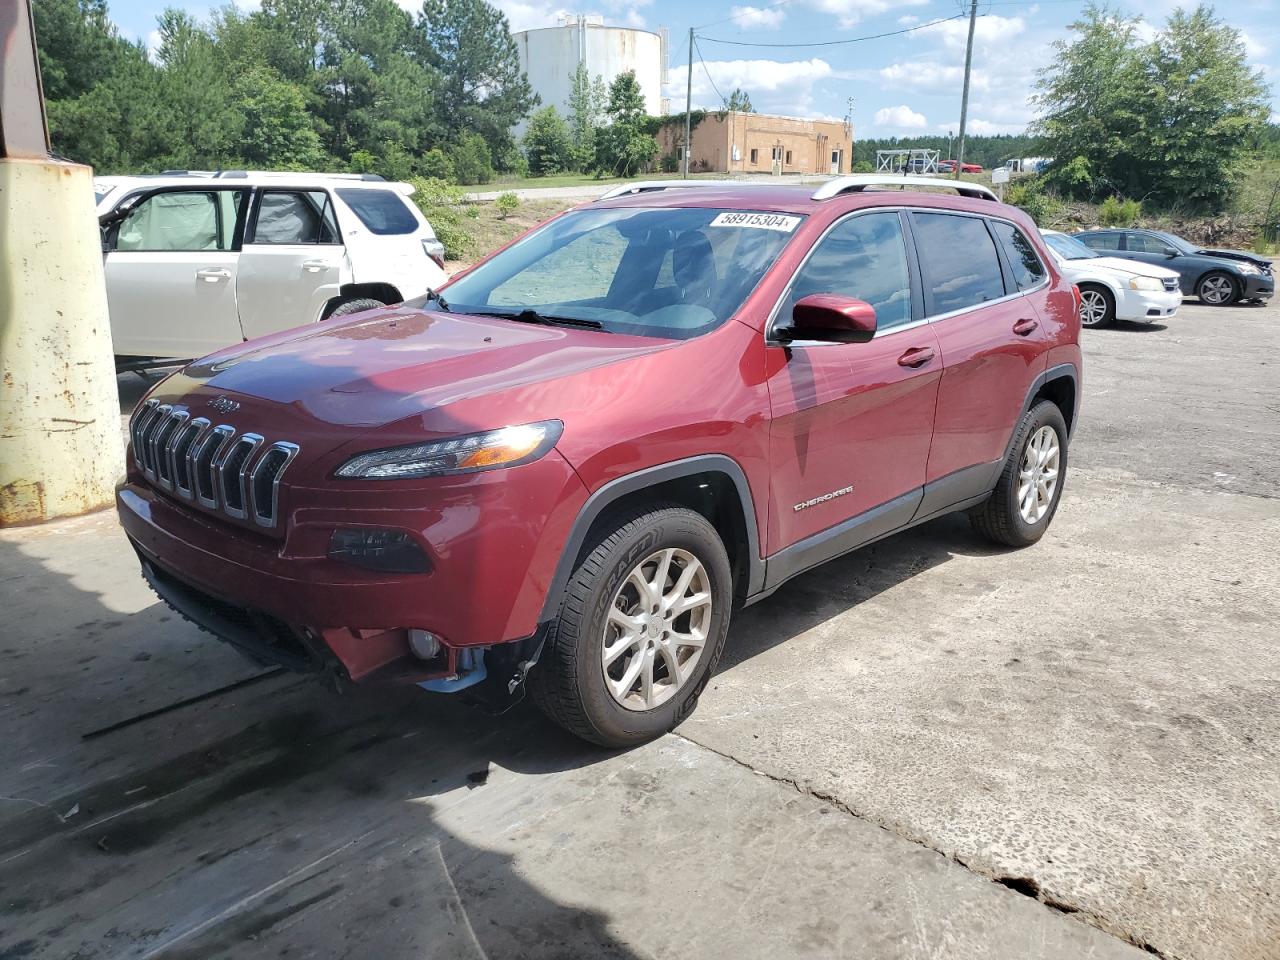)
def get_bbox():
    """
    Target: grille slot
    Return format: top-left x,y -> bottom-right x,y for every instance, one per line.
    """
139,404 -> 172,478
171,417 -> 209,498
249,442 -> 300,528
195,425 -> 236,508
151,410 -> 186,489
218,434 -> 263,518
